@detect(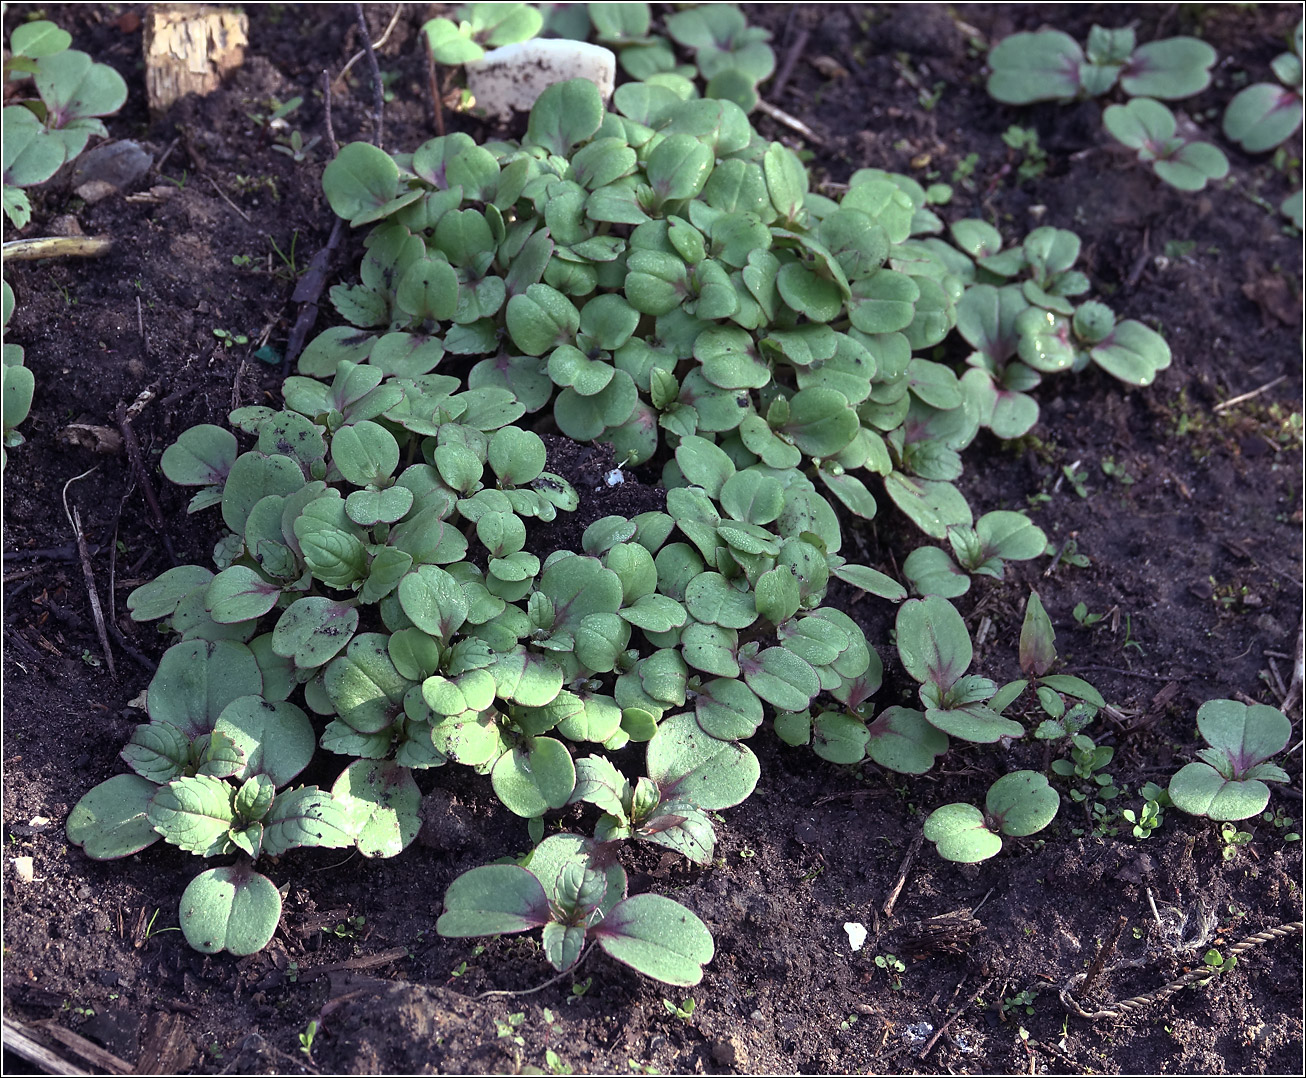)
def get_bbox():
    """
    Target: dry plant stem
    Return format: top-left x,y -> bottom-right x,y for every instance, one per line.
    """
285,218 -> 347,368
2,1016 -> 92,1077
204,174 -> 252,223
62,469 -> 117,678
1078,914 -> 1128,999
2,236 -> 111,260
1214,374 -> 1288,413
34,1018 -> 134,1075
427,47 -> 445,137
115,403 -> 178,567
473,945 -> 594,999
768,26 -> 810,100
754,98 -> 824,145
336,2 -> 403,84
917,976 -> 993,1061
323,69 -> 339,155
1282,616 -> 1304,716
881,829 -> 925,919
354,3 -> 386,146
